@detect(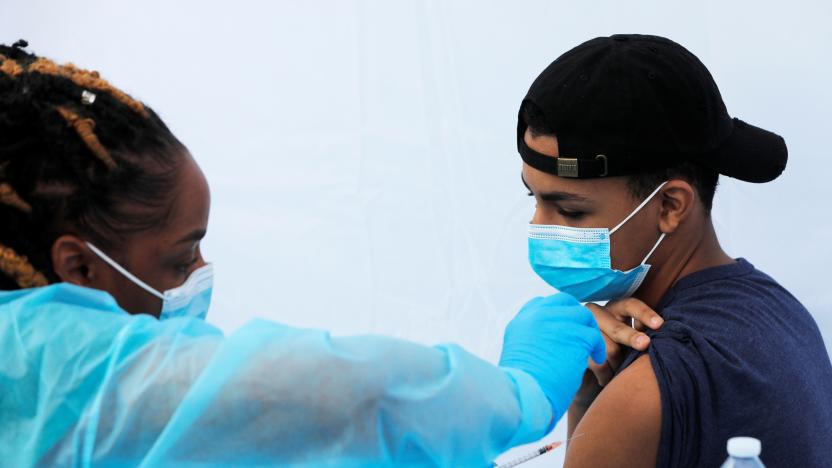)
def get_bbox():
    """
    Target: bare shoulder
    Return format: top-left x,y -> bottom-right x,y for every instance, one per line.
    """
564,354 -> 662,468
